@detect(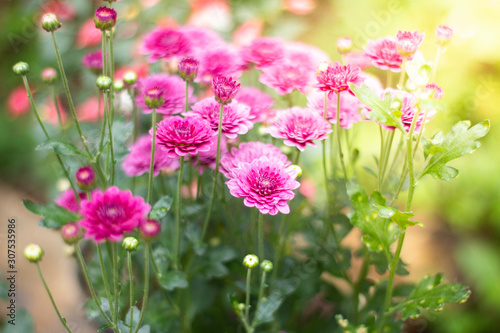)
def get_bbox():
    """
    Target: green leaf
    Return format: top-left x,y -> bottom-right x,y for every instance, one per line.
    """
253,292 -> 283,326
149,196 -> 173,220
158,271 -> 188,291
373,205 -> 423,228
3,309 -> 34,333
405,53 -> 431,86
23,200 -> 80,229
350,83 -> 406,134
397,273 -> 471,320
421,120 -> 490,180
36,139 -> 90,159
